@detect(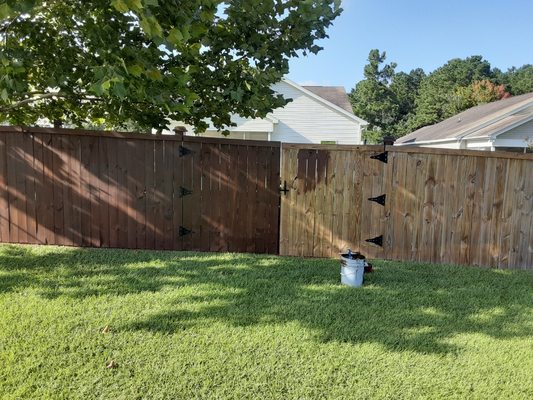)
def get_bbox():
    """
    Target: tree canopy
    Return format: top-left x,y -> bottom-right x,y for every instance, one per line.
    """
0,0 -> 341,132
351,50 -> 533,143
